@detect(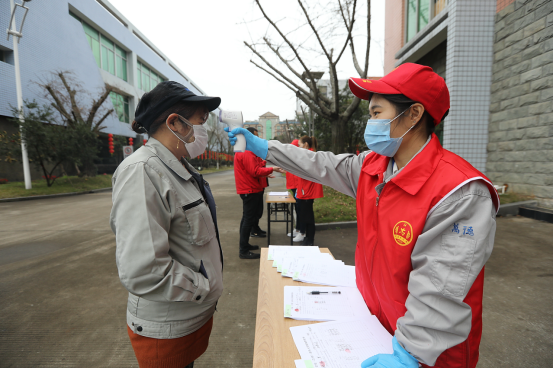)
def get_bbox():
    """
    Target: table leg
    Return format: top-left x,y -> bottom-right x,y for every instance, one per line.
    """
267,203 -> 271,247
286,204 -> 289,236
291,203 -> 294,245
